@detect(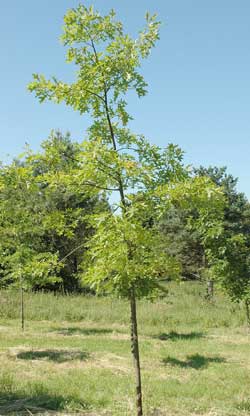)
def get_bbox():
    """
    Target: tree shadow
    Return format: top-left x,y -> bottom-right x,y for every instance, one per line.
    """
17,349 -> 89,363
53,327 -> 114,336
163,354 -> 225,370
236,399 -> 250,412
0,389 -> 89,414
156,331 -> 205,341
